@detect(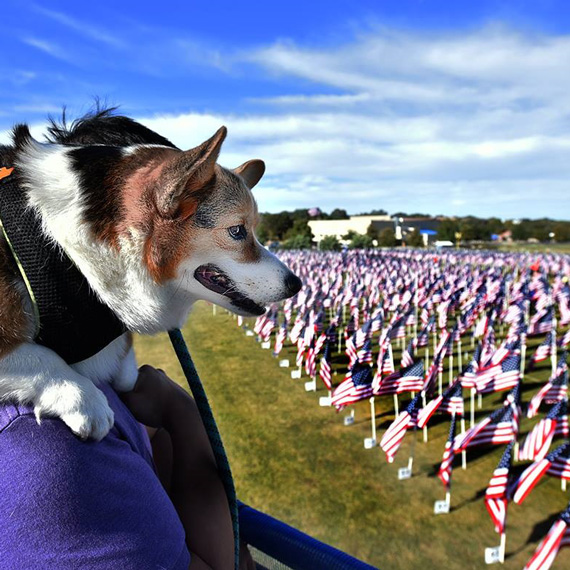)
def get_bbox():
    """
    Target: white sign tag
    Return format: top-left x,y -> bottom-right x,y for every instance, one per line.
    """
343,415 -> 355,426
434,500 -> 450,515
261,341 -> 271,349
484,547 -> 502,565
398,467 -> 412,480
319,396 -> 332,407
304,380 -> 317,392
245,330 -> 254,337
364,438 -> 377,449
291,370 -> 302,379
279,359 -> 290,368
